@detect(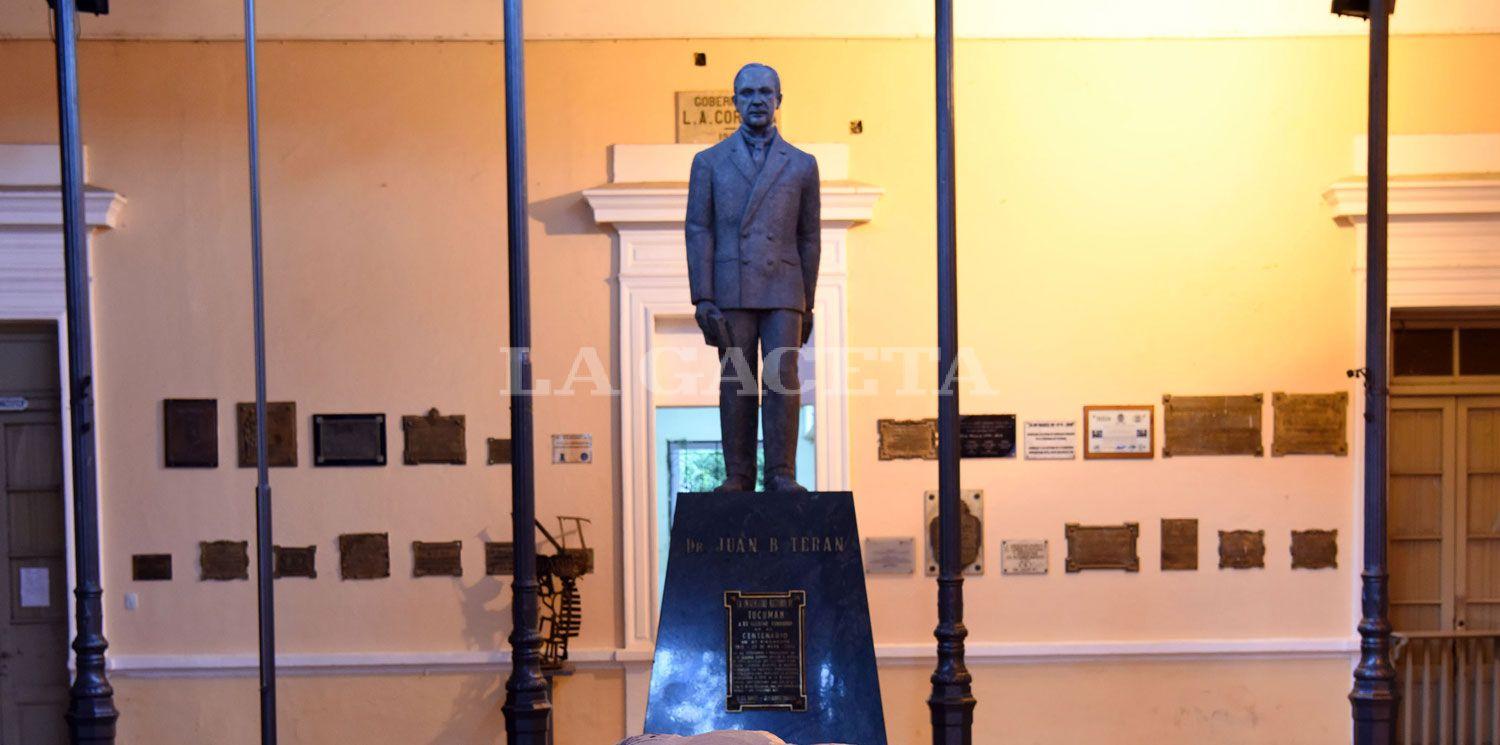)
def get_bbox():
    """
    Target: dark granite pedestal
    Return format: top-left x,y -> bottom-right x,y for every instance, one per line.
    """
644,491 -> 886,745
